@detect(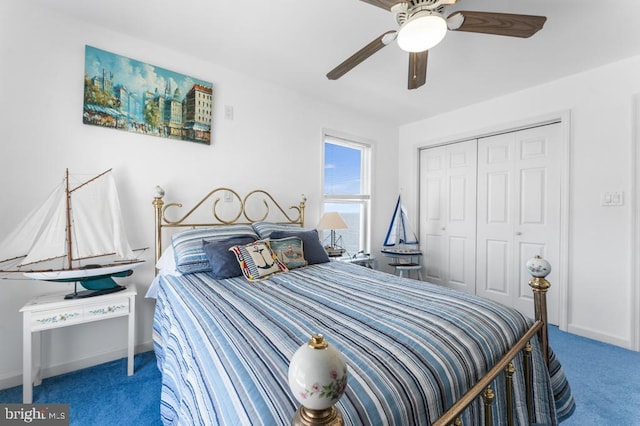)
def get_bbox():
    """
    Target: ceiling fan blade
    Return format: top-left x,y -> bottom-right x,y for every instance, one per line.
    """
327,31 -> 397,80
358,0 -> 404,11
447,11 -> 546,38
408,50 -> 428,90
